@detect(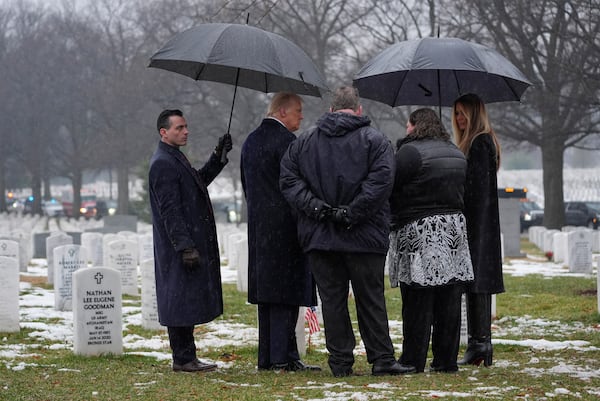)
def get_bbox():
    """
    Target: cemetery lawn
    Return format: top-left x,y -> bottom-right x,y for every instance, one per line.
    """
2,270 -> 600,400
